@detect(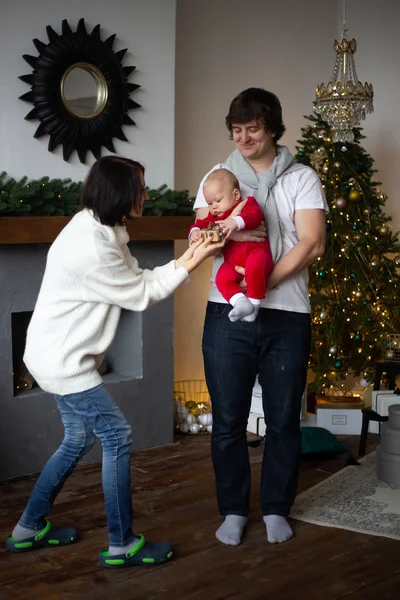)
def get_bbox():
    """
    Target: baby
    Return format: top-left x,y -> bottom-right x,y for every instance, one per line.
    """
189,169 -> 273,322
